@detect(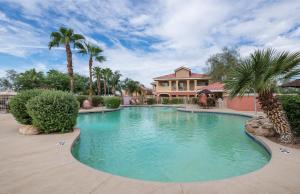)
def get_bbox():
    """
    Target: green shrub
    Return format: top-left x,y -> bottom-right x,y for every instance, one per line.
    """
278,95 -> 300,136
76,95 -> 88,107
170,98 -> 184,104
9,89 -> 43,124
91,96 -> 103,107
26,90 -> 79,133
207,97 -> 216,107
162,98 -> 169,104
77,95 -> 103,107
191,97 -> 198,104
104,97 -> 121,109
146,98 -> 156,105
